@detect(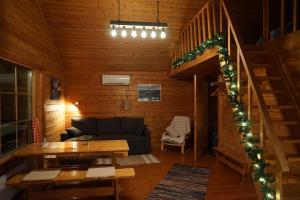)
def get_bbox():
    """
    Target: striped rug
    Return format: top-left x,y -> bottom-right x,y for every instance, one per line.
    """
146,164 -> 210,200
96,154 -> 160,166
